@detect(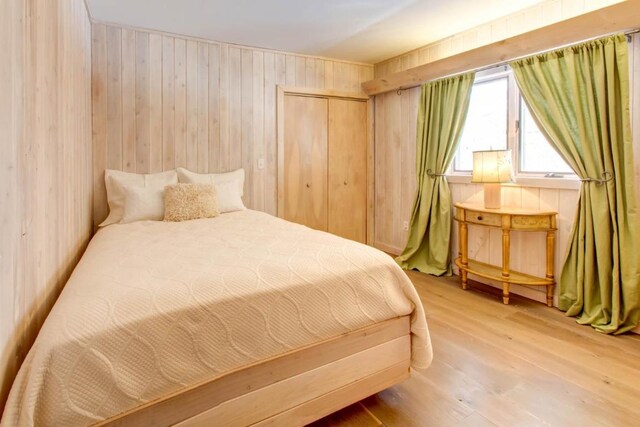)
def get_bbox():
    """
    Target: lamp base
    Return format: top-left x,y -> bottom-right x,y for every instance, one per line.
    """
483,183 -> 502,209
